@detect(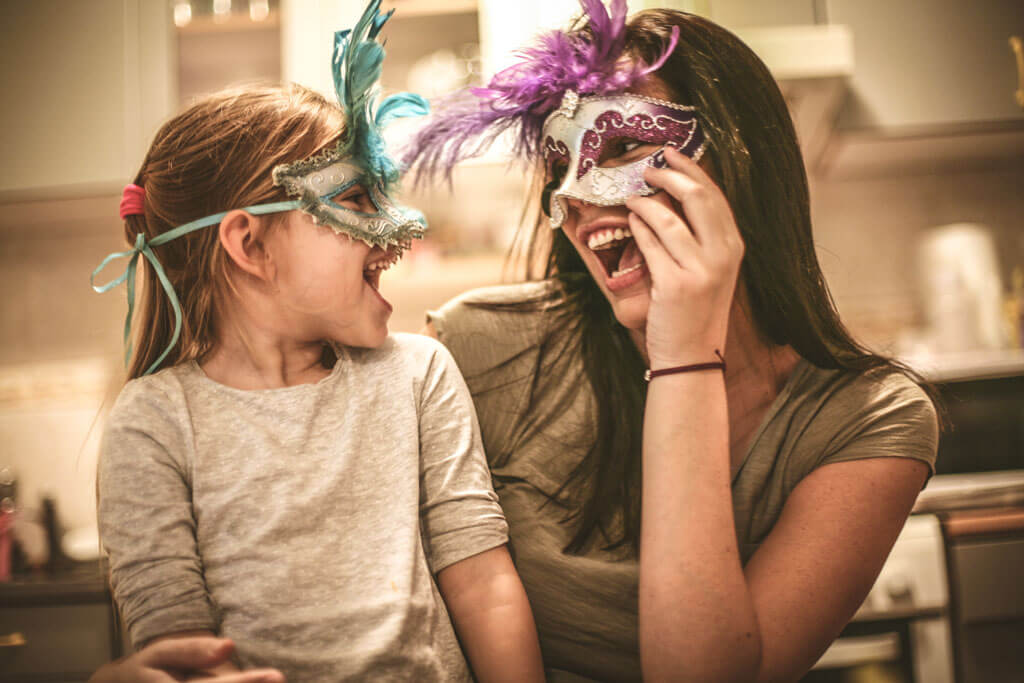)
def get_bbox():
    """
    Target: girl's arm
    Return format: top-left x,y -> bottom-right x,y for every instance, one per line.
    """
628,148 -> 932,681
413,337 -> 544,681
98,382 -> 218,648
437,546 -> 545,683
